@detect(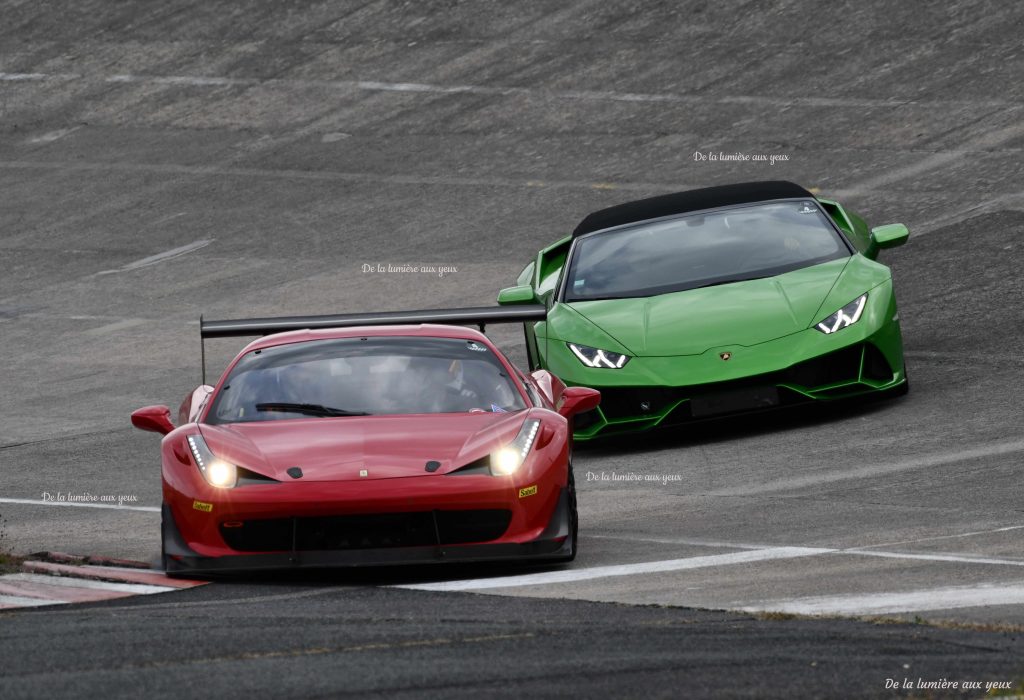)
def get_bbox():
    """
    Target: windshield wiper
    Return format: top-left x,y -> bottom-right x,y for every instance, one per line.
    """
690,275 -> 769,291
255,402 -> 371,417
567,275 -> 775,302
